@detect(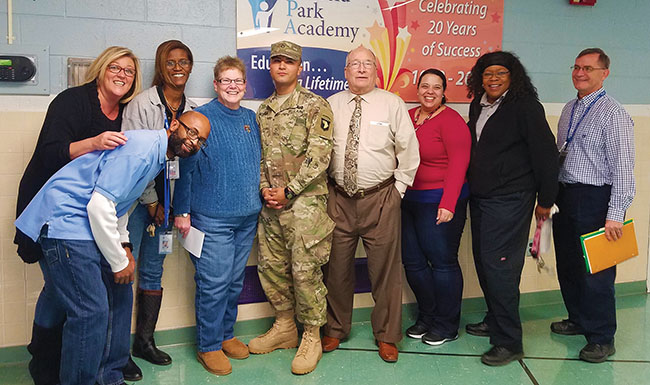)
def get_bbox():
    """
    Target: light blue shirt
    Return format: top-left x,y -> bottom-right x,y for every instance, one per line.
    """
557,88 -> 635,222
16,129 -> 167,242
